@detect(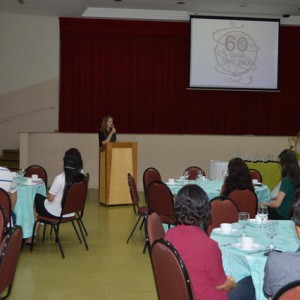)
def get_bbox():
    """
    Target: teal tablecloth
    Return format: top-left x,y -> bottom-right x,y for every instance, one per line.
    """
14,177 -> 47,238
211,221 -> 300,300
166,179 -> 271,203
